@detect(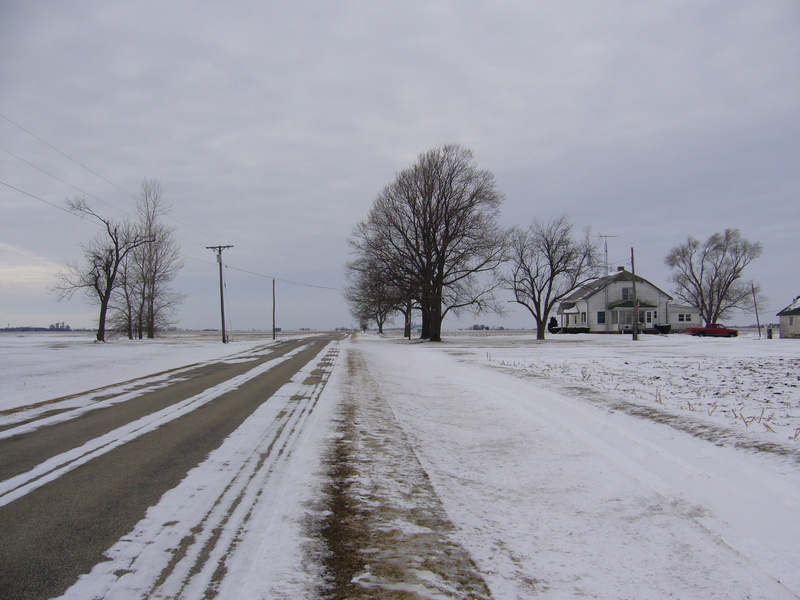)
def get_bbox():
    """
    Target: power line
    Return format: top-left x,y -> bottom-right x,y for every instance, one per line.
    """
0,144 -> 127,216
181,254 -> 340,292
0,180 -> 338,294
1,113 -> 215,245
2,114 -> 340,296
225,264 -> 341,291
0,180 -> 81,217
0,112 -> 137,201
